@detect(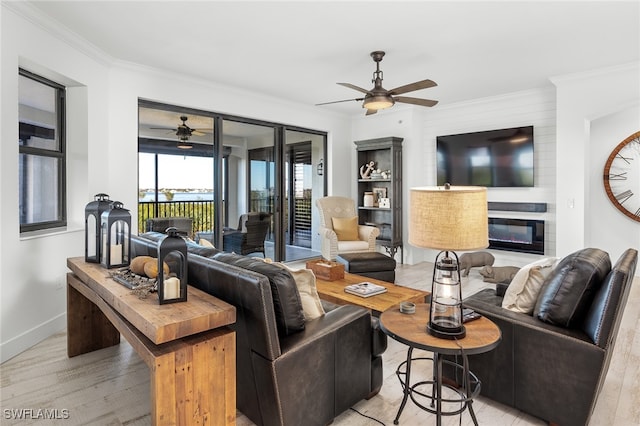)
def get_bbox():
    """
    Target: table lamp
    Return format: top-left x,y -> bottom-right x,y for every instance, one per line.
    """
409,184 -> 488,339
